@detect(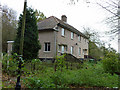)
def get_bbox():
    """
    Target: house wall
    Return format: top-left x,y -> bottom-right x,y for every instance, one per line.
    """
38,30 -> 56,59
56,26 -> 88,58
38,27 -> 89,59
